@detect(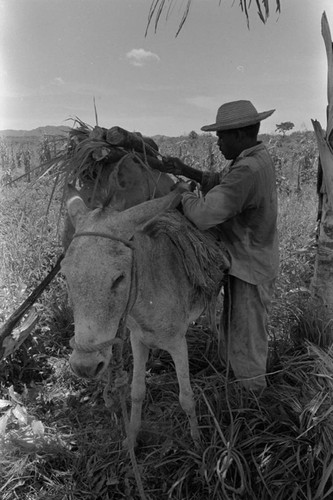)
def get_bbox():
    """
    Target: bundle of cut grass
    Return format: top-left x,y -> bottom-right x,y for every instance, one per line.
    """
15,119 -> 174,219
53,120 -> 164,181
62,120 -> 162,185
